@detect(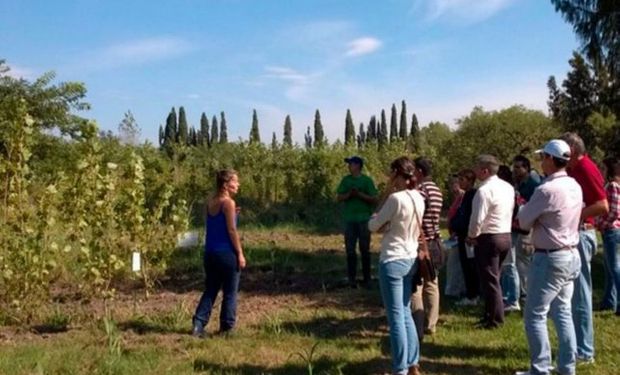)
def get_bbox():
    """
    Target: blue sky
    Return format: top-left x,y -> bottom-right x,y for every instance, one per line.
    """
1,0 -> 578,144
